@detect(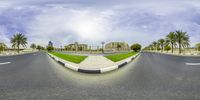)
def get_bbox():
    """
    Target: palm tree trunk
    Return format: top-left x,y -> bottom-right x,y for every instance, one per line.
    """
17,45 -> 19,53
179,43 -> 181,54
171,43 -> 174,53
